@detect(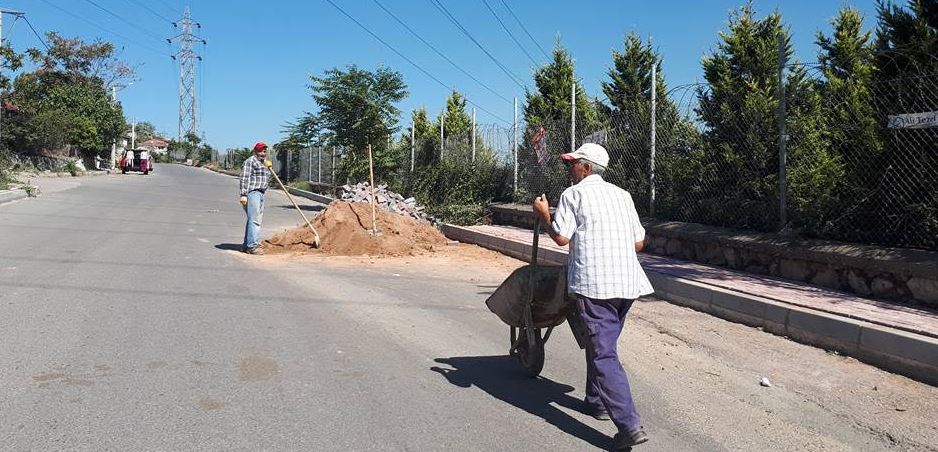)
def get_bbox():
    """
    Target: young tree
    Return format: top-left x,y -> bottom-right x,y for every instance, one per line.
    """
308,65 -> 408,182
599,32 -> 695,215
437,90 -> 472,139
815,6 -> 882,240
697,3 -> 836,232
521,43 -> 598,201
